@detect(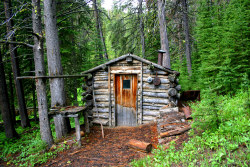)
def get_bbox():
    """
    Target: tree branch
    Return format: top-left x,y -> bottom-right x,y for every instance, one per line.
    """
0,40 -> 33,48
